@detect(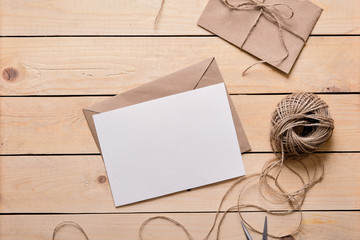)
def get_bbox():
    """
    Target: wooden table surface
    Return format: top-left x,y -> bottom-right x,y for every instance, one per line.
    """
0,0 -> 359,239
